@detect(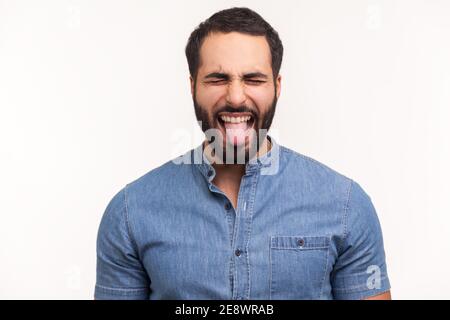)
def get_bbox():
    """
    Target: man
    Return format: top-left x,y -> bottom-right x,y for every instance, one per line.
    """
95,7 -> 391,300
